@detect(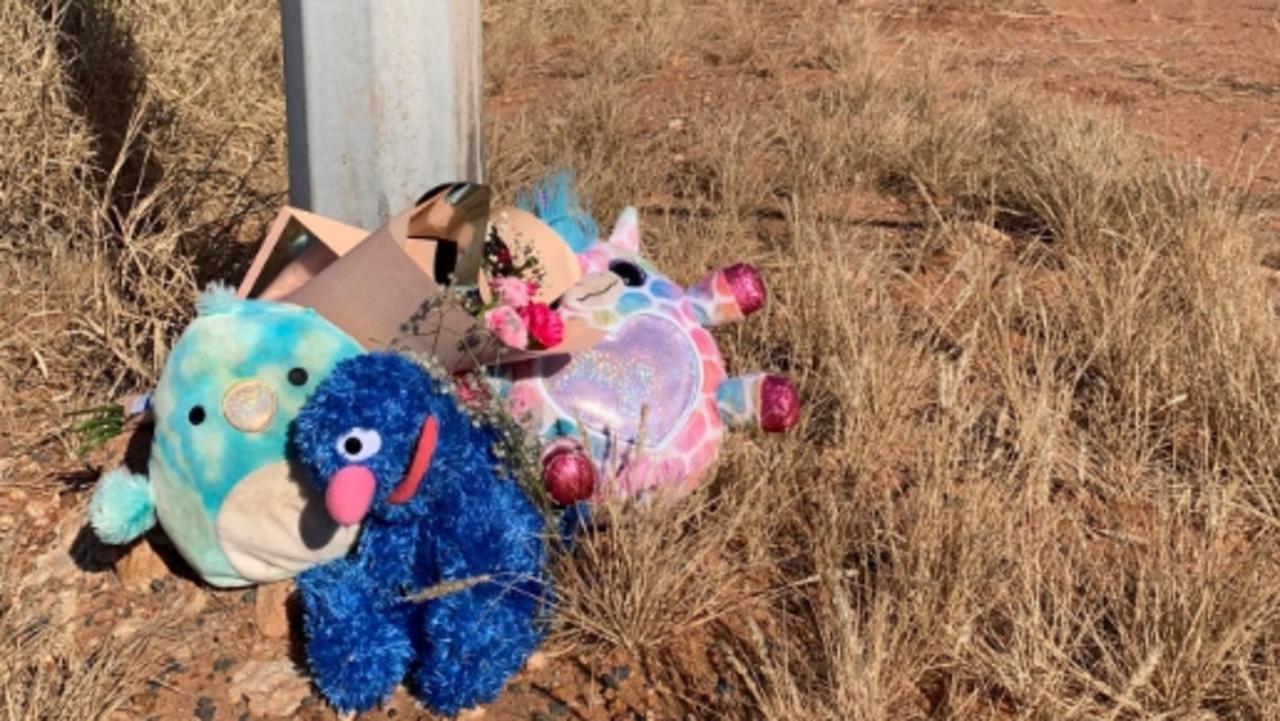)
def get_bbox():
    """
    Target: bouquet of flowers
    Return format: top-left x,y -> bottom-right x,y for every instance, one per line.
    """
477,215 -> 566,351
